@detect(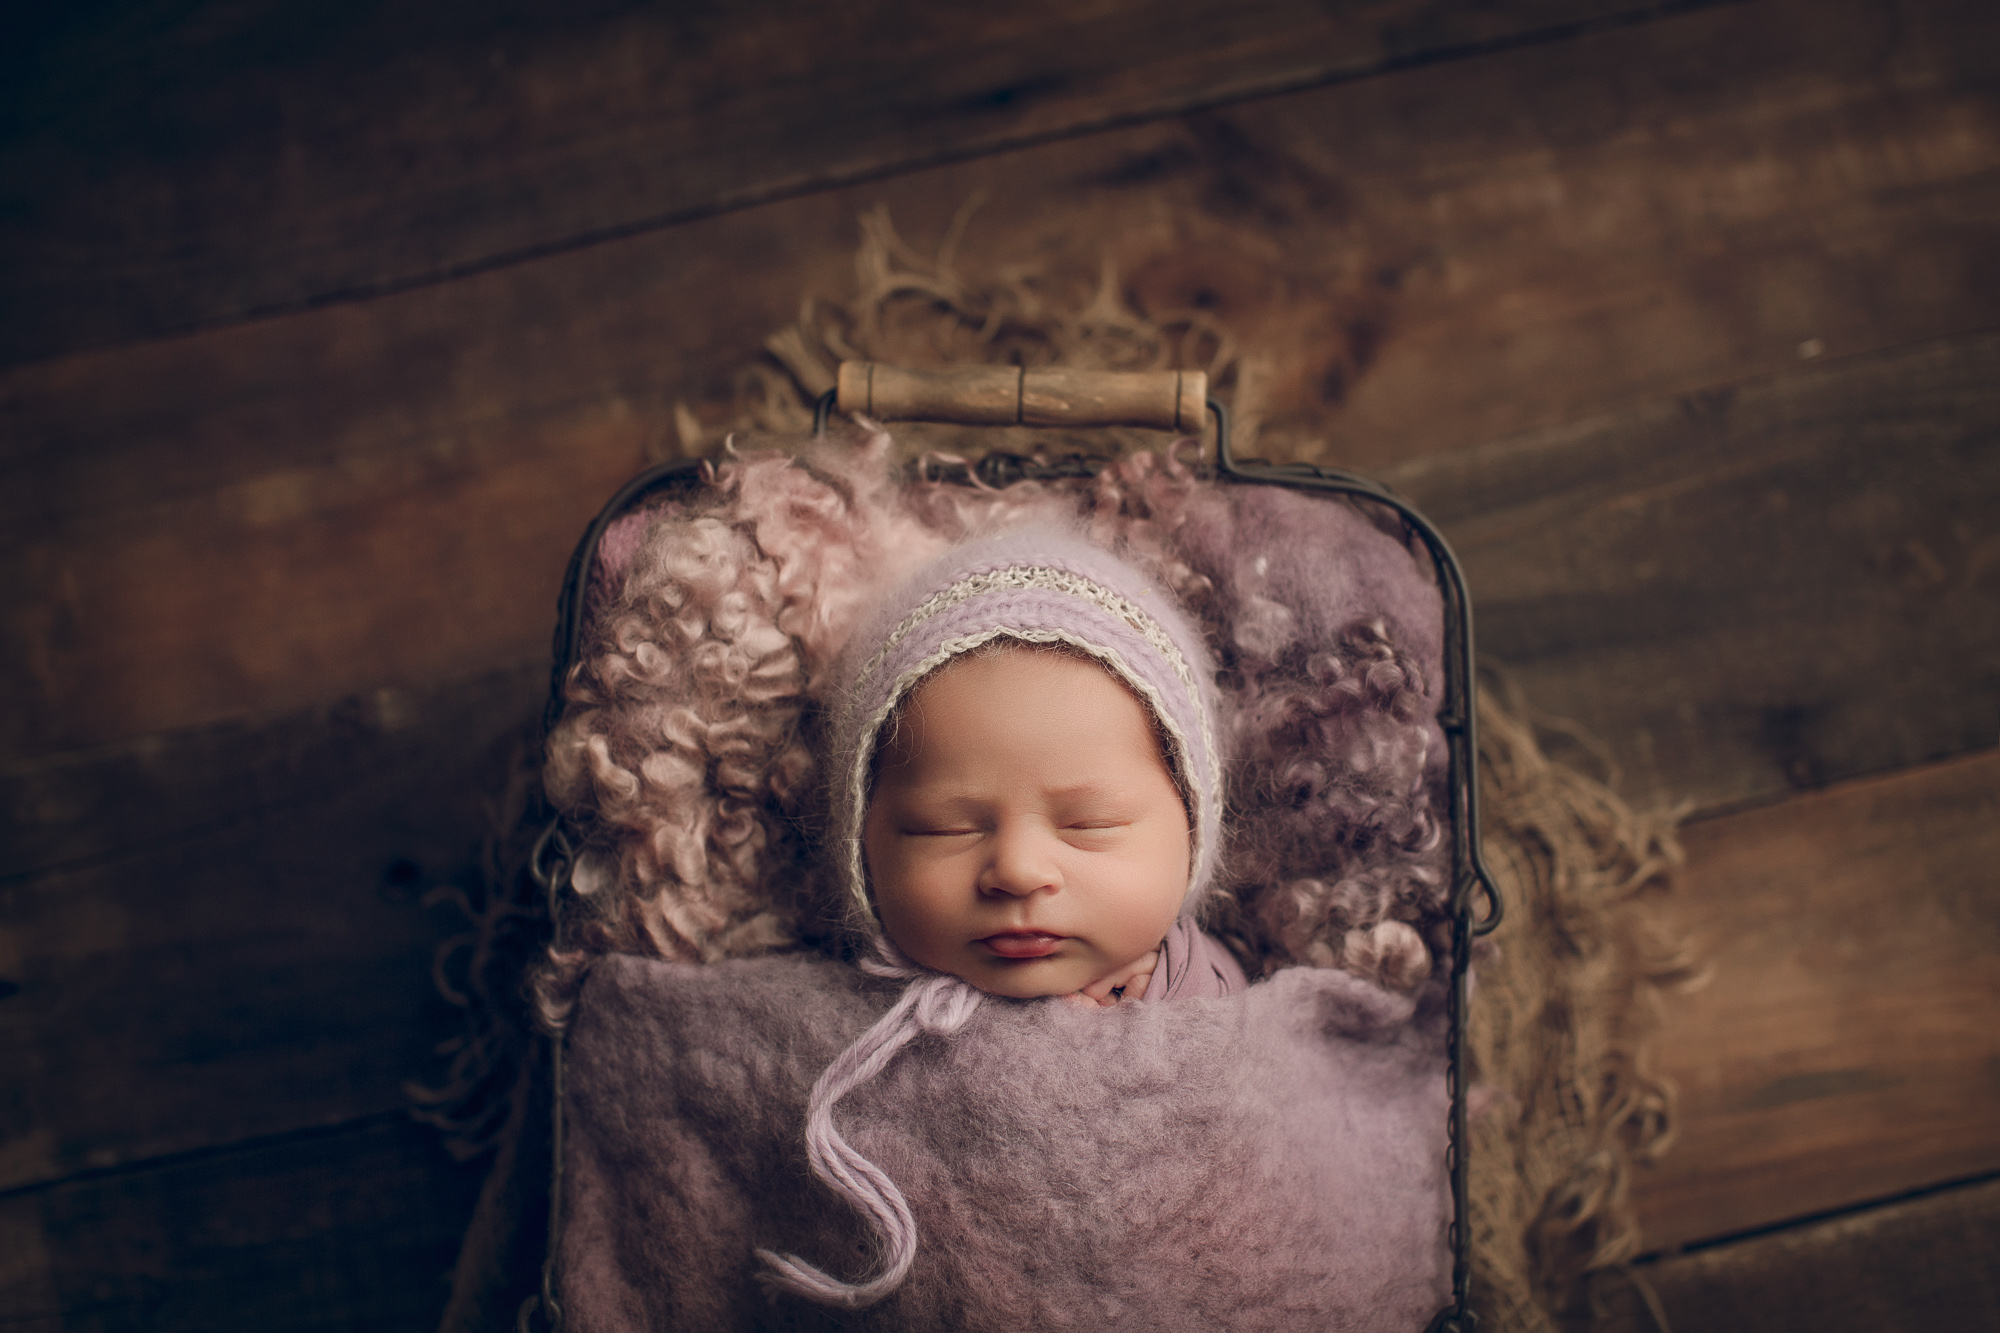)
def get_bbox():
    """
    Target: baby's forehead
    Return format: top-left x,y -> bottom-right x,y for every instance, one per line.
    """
872,644 -> 1182,788
891,642 -> 1151,734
